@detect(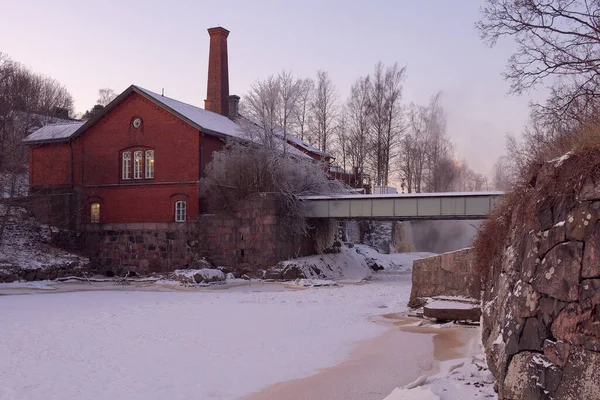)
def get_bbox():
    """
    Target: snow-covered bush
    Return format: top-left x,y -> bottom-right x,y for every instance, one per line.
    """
202,141 -> 346,234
